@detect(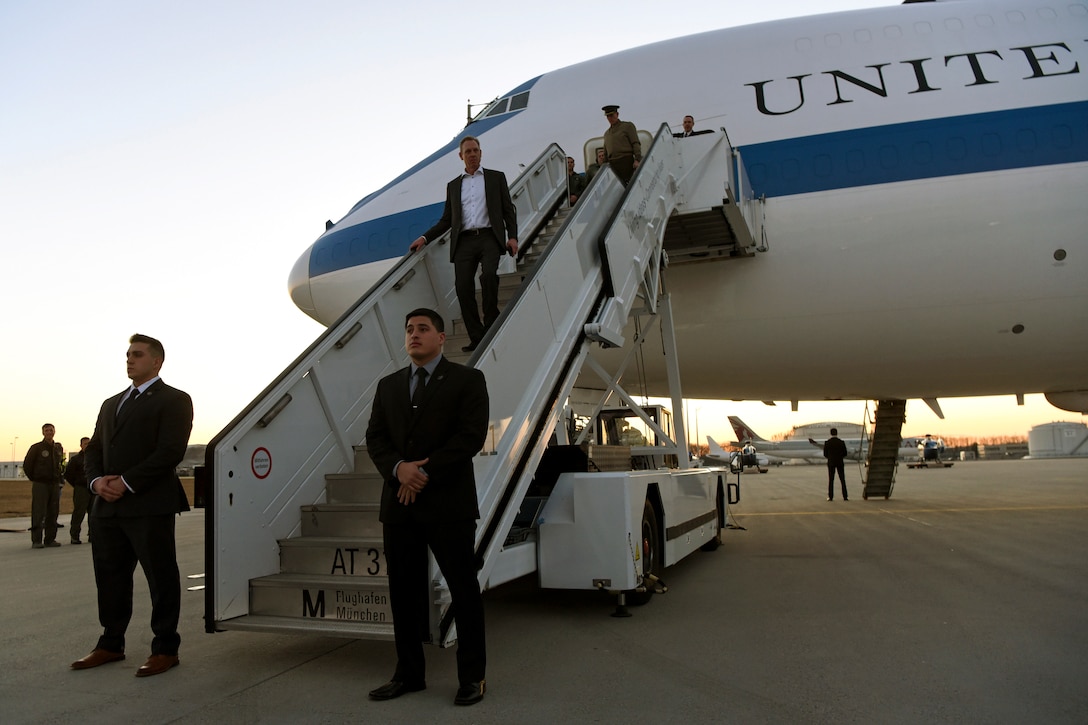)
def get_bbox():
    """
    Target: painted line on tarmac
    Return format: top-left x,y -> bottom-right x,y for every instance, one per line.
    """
741,504 -> 1088,517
